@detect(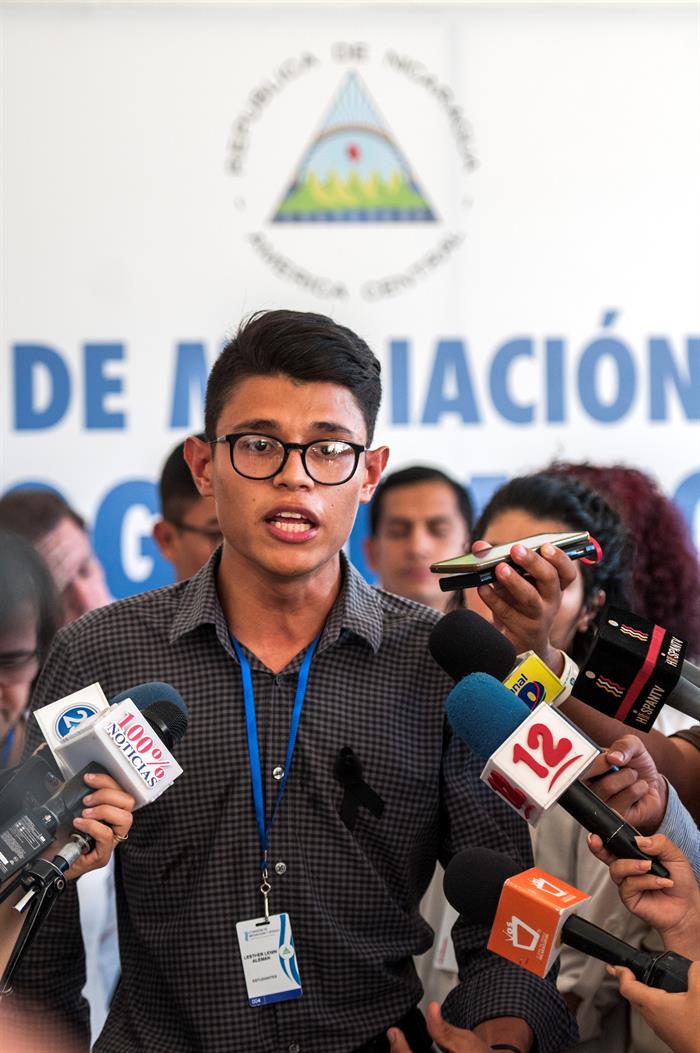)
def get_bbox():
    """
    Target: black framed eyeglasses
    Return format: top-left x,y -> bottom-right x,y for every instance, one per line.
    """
168,520 -> 223,543
209,433 -> 366,485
